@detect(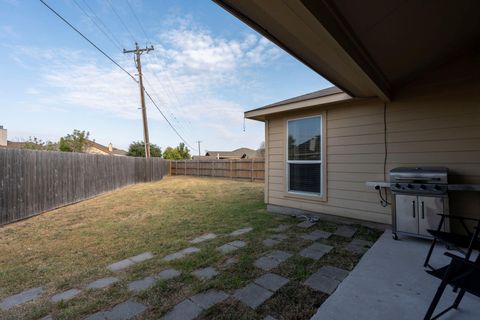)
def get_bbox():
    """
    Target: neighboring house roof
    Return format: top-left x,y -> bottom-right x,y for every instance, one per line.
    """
205,147 -> 262,159
245,86 -> 352,121
87,140 -> 127,156
5,141 -> 27,149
